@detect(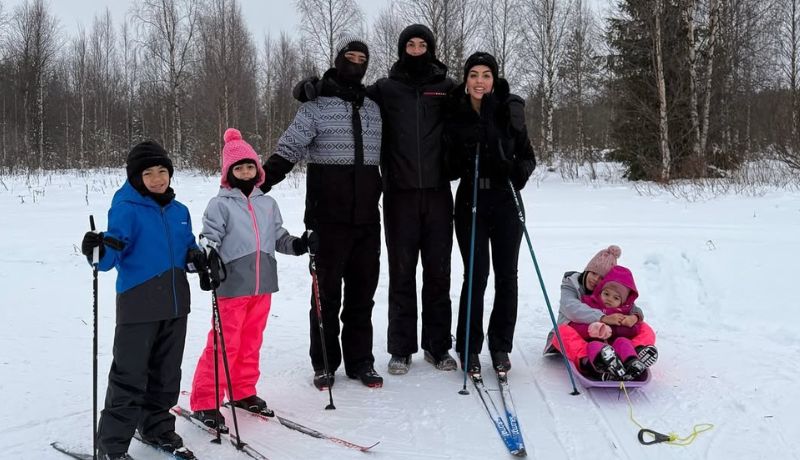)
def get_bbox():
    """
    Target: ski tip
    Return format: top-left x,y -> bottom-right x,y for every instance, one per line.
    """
362,441 -> 380,451
513,447 -> 528,457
